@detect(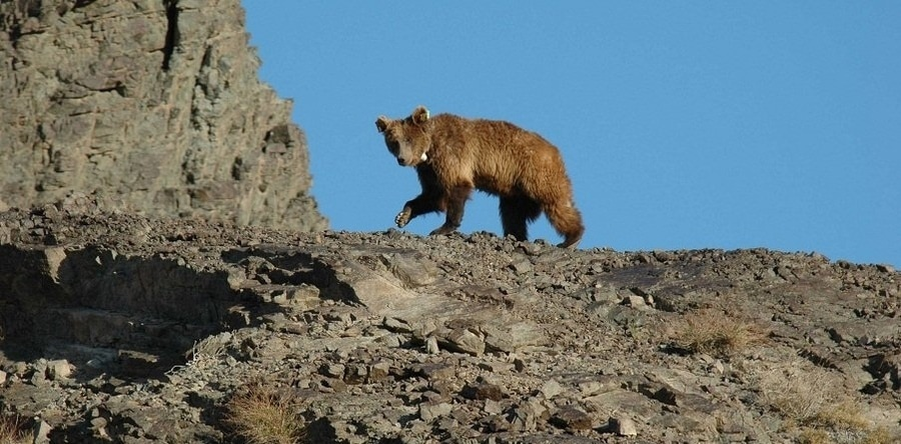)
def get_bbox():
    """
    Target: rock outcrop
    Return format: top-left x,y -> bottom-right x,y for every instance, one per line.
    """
0,0 -> 327,231
0,199 -> 899,443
